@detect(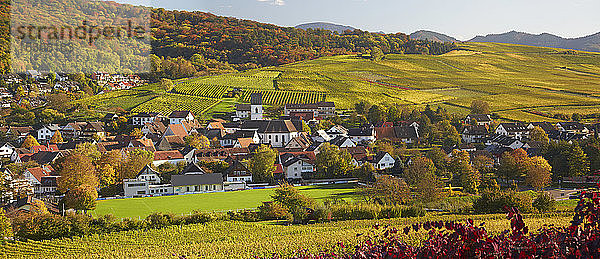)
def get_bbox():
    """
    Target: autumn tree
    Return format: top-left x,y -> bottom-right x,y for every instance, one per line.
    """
449,150 -> 480,194
497,149 -> 529,183
159,78 -> 174,92
96,150 -> 123,188
530,126 -> 549,144
21,135 -> 40,148
525,156 -> 553,191
56,153 -> 99,192
404,156 -> 443,202
120,149 -> 154,180
360,175 -> 410,205
470,100 -> 490,114
246,145 -> 278,183
371,47 -> 384,61
315,143 -> 354,178
185,133 -> 210,149
65,184 -> 98,212
49,130 -> 63,144
30,200 -> 49,214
